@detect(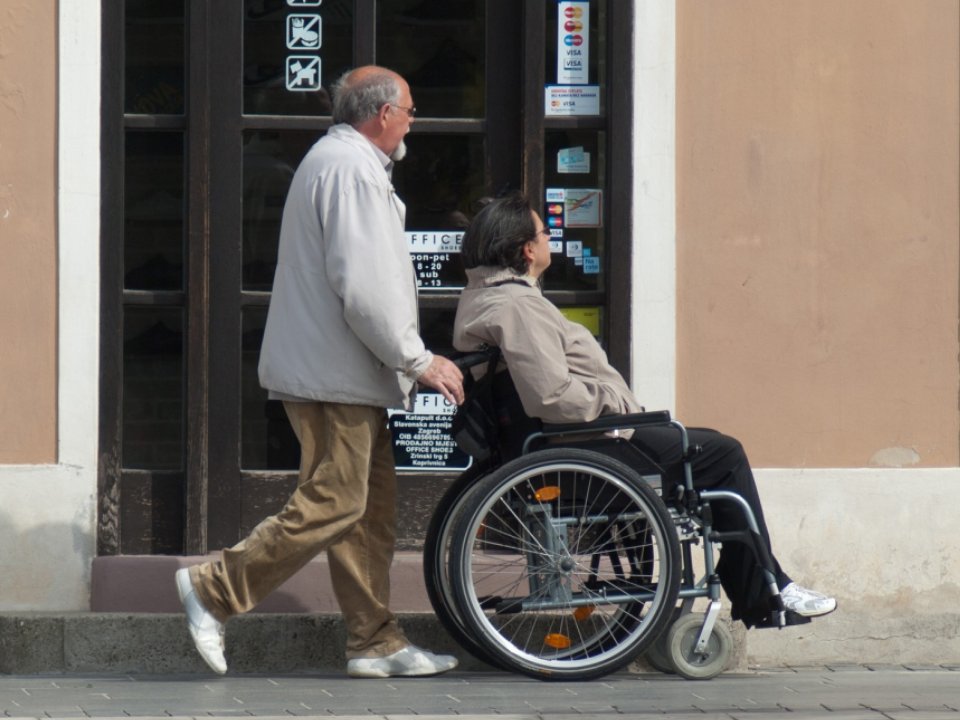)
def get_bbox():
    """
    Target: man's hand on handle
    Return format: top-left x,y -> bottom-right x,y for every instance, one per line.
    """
417,355 -> 465,406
